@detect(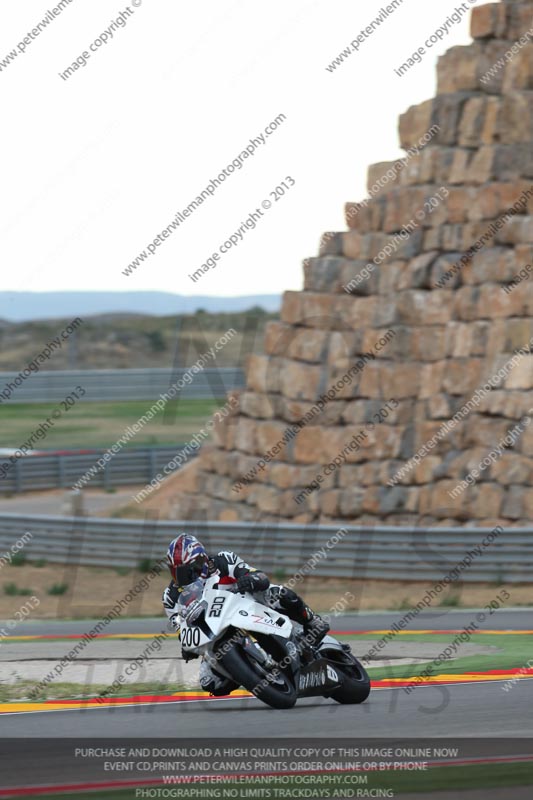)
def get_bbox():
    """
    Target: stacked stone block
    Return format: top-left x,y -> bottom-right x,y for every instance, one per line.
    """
175,1 -> 533,527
